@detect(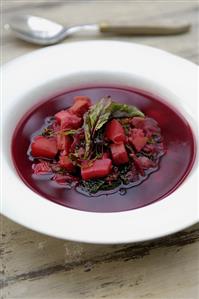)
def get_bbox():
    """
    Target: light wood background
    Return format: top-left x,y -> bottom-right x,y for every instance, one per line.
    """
1,1 -> 199,299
